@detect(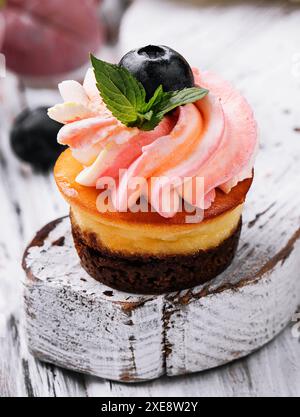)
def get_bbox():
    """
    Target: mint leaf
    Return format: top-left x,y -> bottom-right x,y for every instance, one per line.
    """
90,55 -> 209,131
143,85 -> 164,113
140,114 -> 164,132
142,88 -> 209,131
91,54 -> 146,125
